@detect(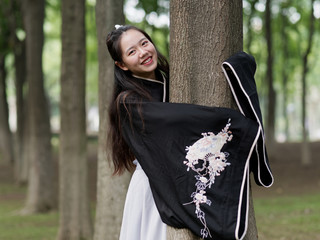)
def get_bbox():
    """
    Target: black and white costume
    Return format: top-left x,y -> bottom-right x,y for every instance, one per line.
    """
119,52 -> 273,240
